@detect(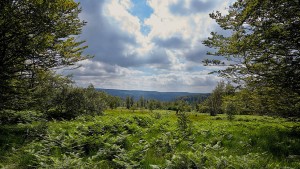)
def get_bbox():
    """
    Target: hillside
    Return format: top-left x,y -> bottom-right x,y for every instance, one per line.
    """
97,88 -> 209,101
